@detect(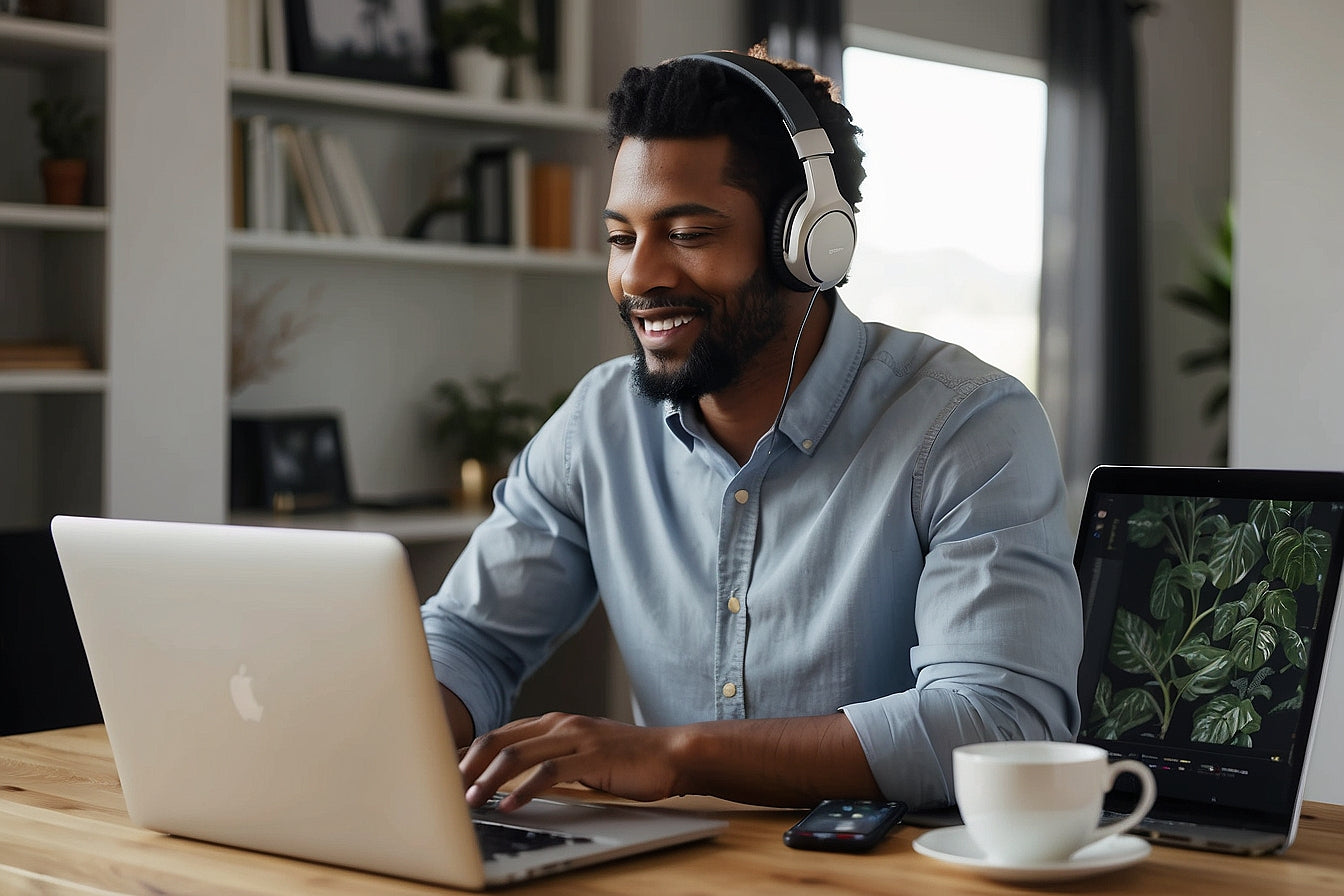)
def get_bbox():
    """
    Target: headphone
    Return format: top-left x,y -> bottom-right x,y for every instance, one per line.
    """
685,51 -> 857,292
